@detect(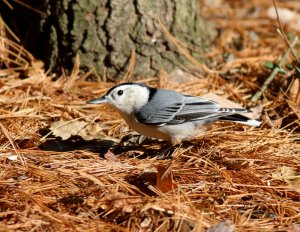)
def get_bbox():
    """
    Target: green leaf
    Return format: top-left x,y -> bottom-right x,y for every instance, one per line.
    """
264,61 -> 274,69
